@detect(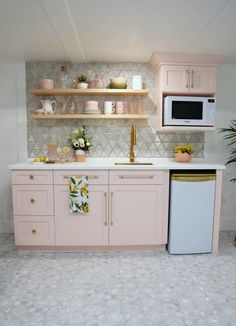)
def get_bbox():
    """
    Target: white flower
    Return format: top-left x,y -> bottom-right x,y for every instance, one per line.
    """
86,142 -> 90,146
80,143 -> 85,148
73,141 -> 79,148
78,138 -> 85,145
